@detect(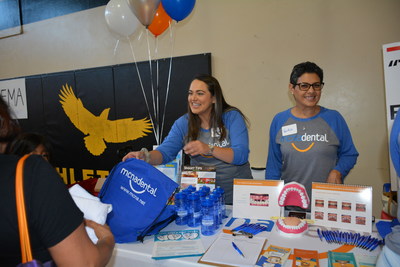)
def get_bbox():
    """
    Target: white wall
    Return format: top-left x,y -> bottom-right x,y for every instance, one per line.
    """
1,0 -> 399,217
